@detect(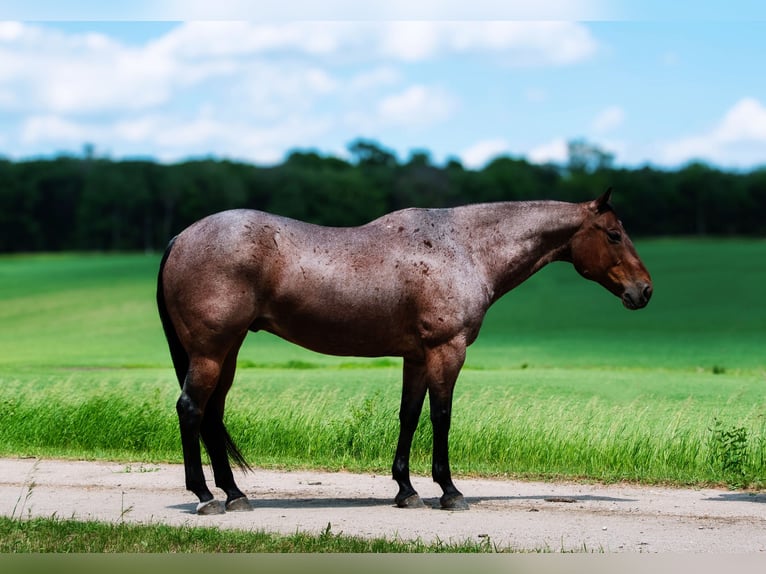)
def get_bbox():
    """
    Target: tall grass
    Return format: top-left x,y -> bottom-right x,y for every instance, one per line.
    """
2,366 -> 765,486
1,241 -> 765,487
